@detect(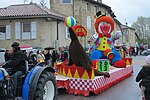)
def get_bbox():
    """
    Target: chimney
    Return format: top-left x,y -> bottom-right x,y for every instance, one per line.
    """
97,0 -> 102,3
